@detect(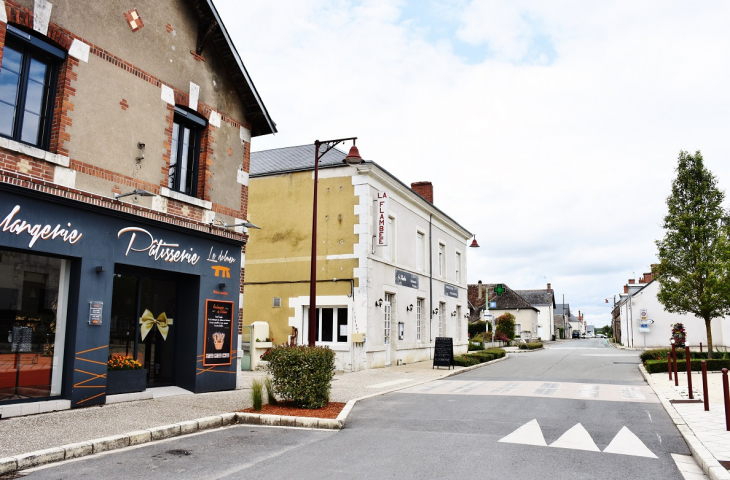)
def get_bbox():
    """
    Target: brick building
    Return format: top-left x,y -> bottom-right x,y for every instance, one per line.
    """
0,0 -> 275,414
